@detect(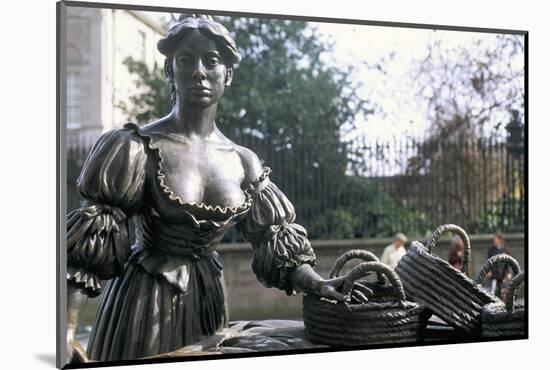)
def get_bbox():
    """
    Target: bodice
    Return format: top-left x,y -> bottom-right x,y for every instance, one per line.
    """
68,122 -> 312,298
133,123 -> 258,224
121,123 -> 271,285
